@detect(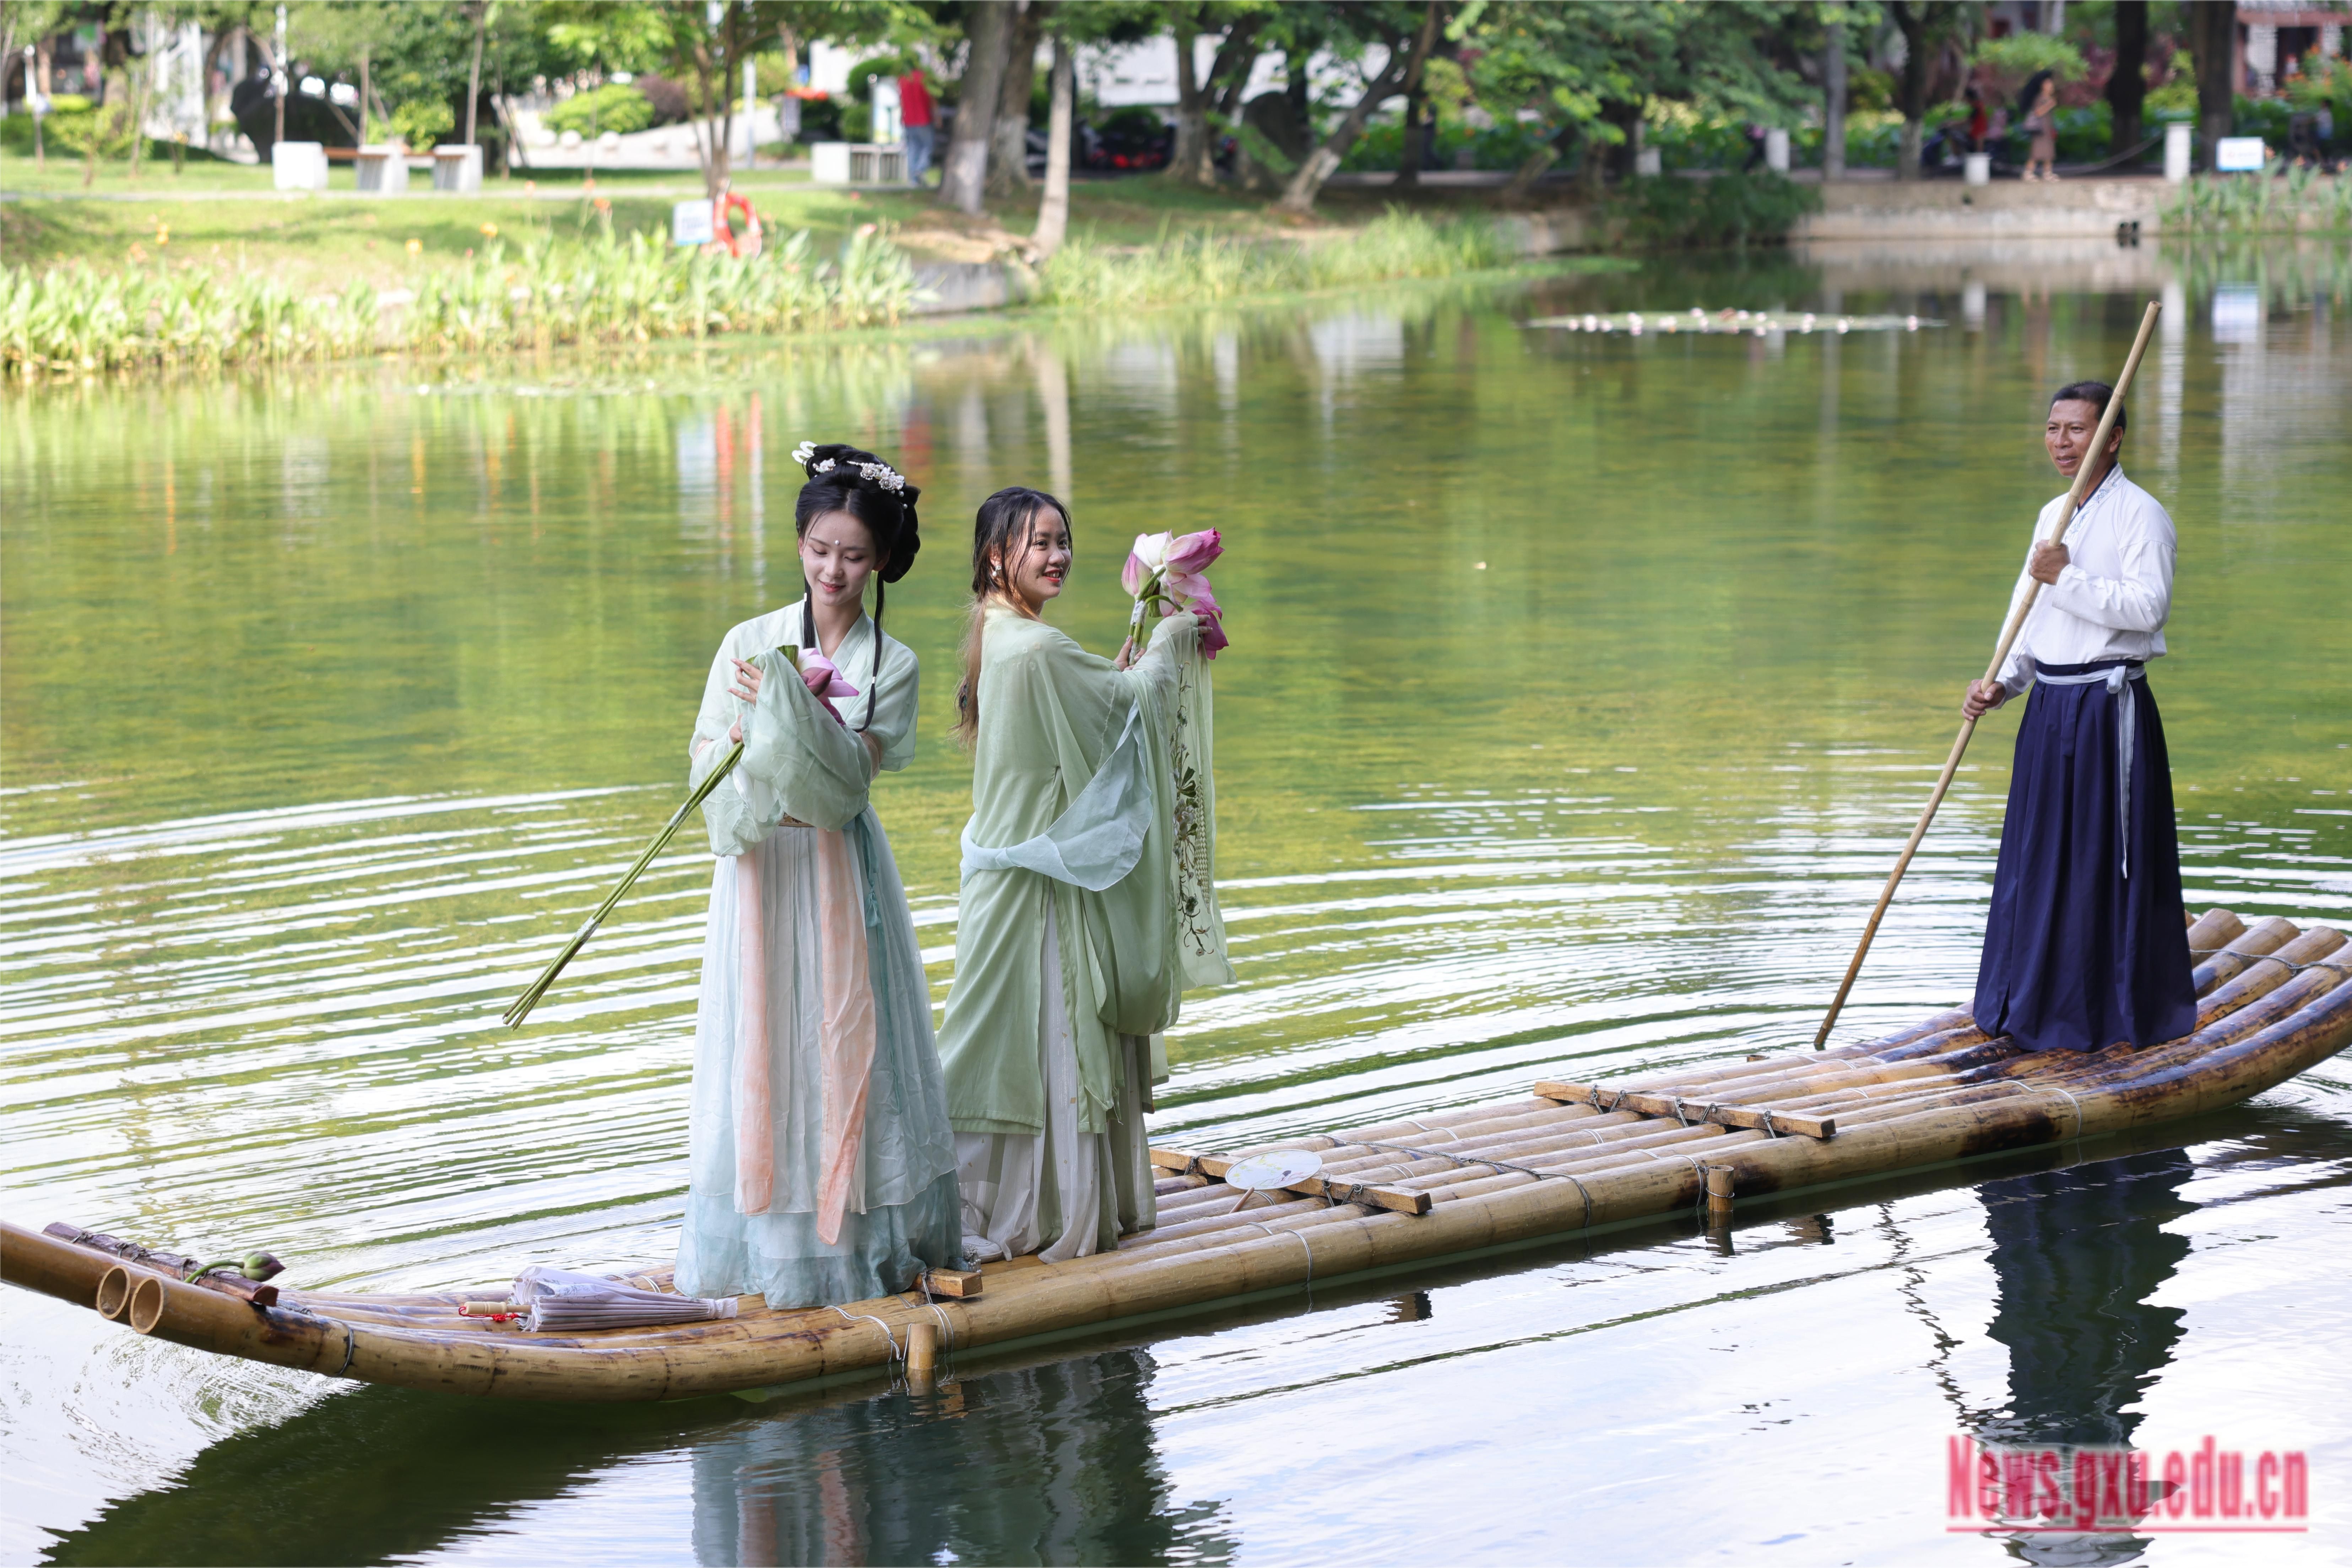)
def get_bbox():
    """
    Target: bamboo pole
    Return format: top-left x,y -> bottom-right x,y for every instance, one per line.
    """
503,647 -> 794,1027
1813,299 -> 2164,1049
